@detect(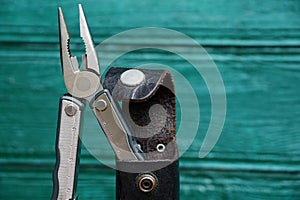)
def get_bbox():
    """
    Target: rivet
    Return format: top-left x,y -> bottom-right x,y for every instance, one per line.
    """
137,144 -> 141,149
65,104 -> 77,116
95,99 -> 107,111
156,143 -> 165,153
